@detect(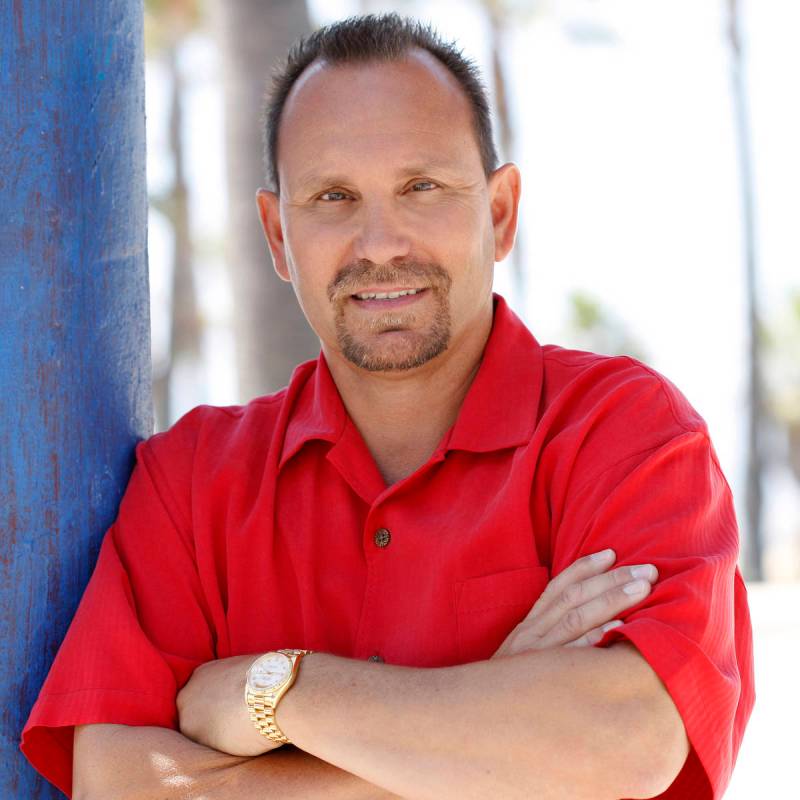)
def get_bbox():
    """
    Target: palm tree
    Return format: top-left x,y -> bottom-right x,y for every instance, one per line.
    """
145,0 -> 205,430
211,0 -> 319,401
728,0 -> 765,580
482,0 -> 538,307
